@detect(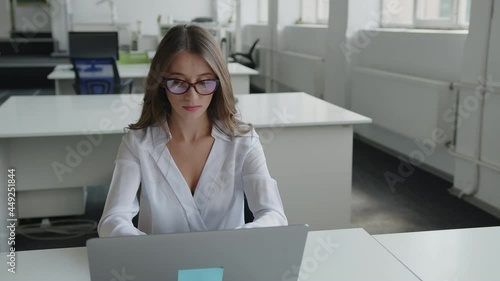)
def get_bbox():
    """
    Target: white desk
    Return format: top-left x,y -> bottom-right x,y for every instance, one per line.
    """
374,226 -> 500,281
0,229 -> 420,281
0,56 -> 69,68
0,93 -> 370,246
47,62 -> 259,95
